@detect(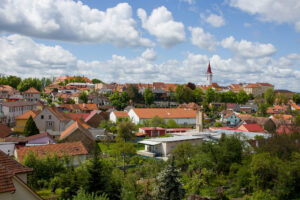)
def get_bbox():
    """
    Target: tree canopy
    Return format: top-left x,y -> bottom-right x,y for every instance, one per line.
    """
23,115 -> 40,136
